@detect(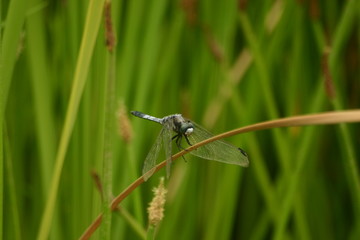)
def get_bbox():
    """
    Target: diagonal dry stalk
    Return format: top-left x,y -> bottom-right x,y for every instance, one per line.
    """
79,110 -> 360,239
